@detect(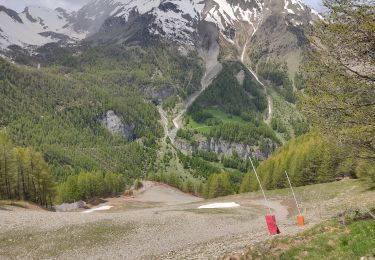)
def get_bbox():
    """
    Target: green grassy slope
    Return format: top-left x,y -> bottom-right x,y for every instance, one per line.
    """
241,218 -> 375,260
